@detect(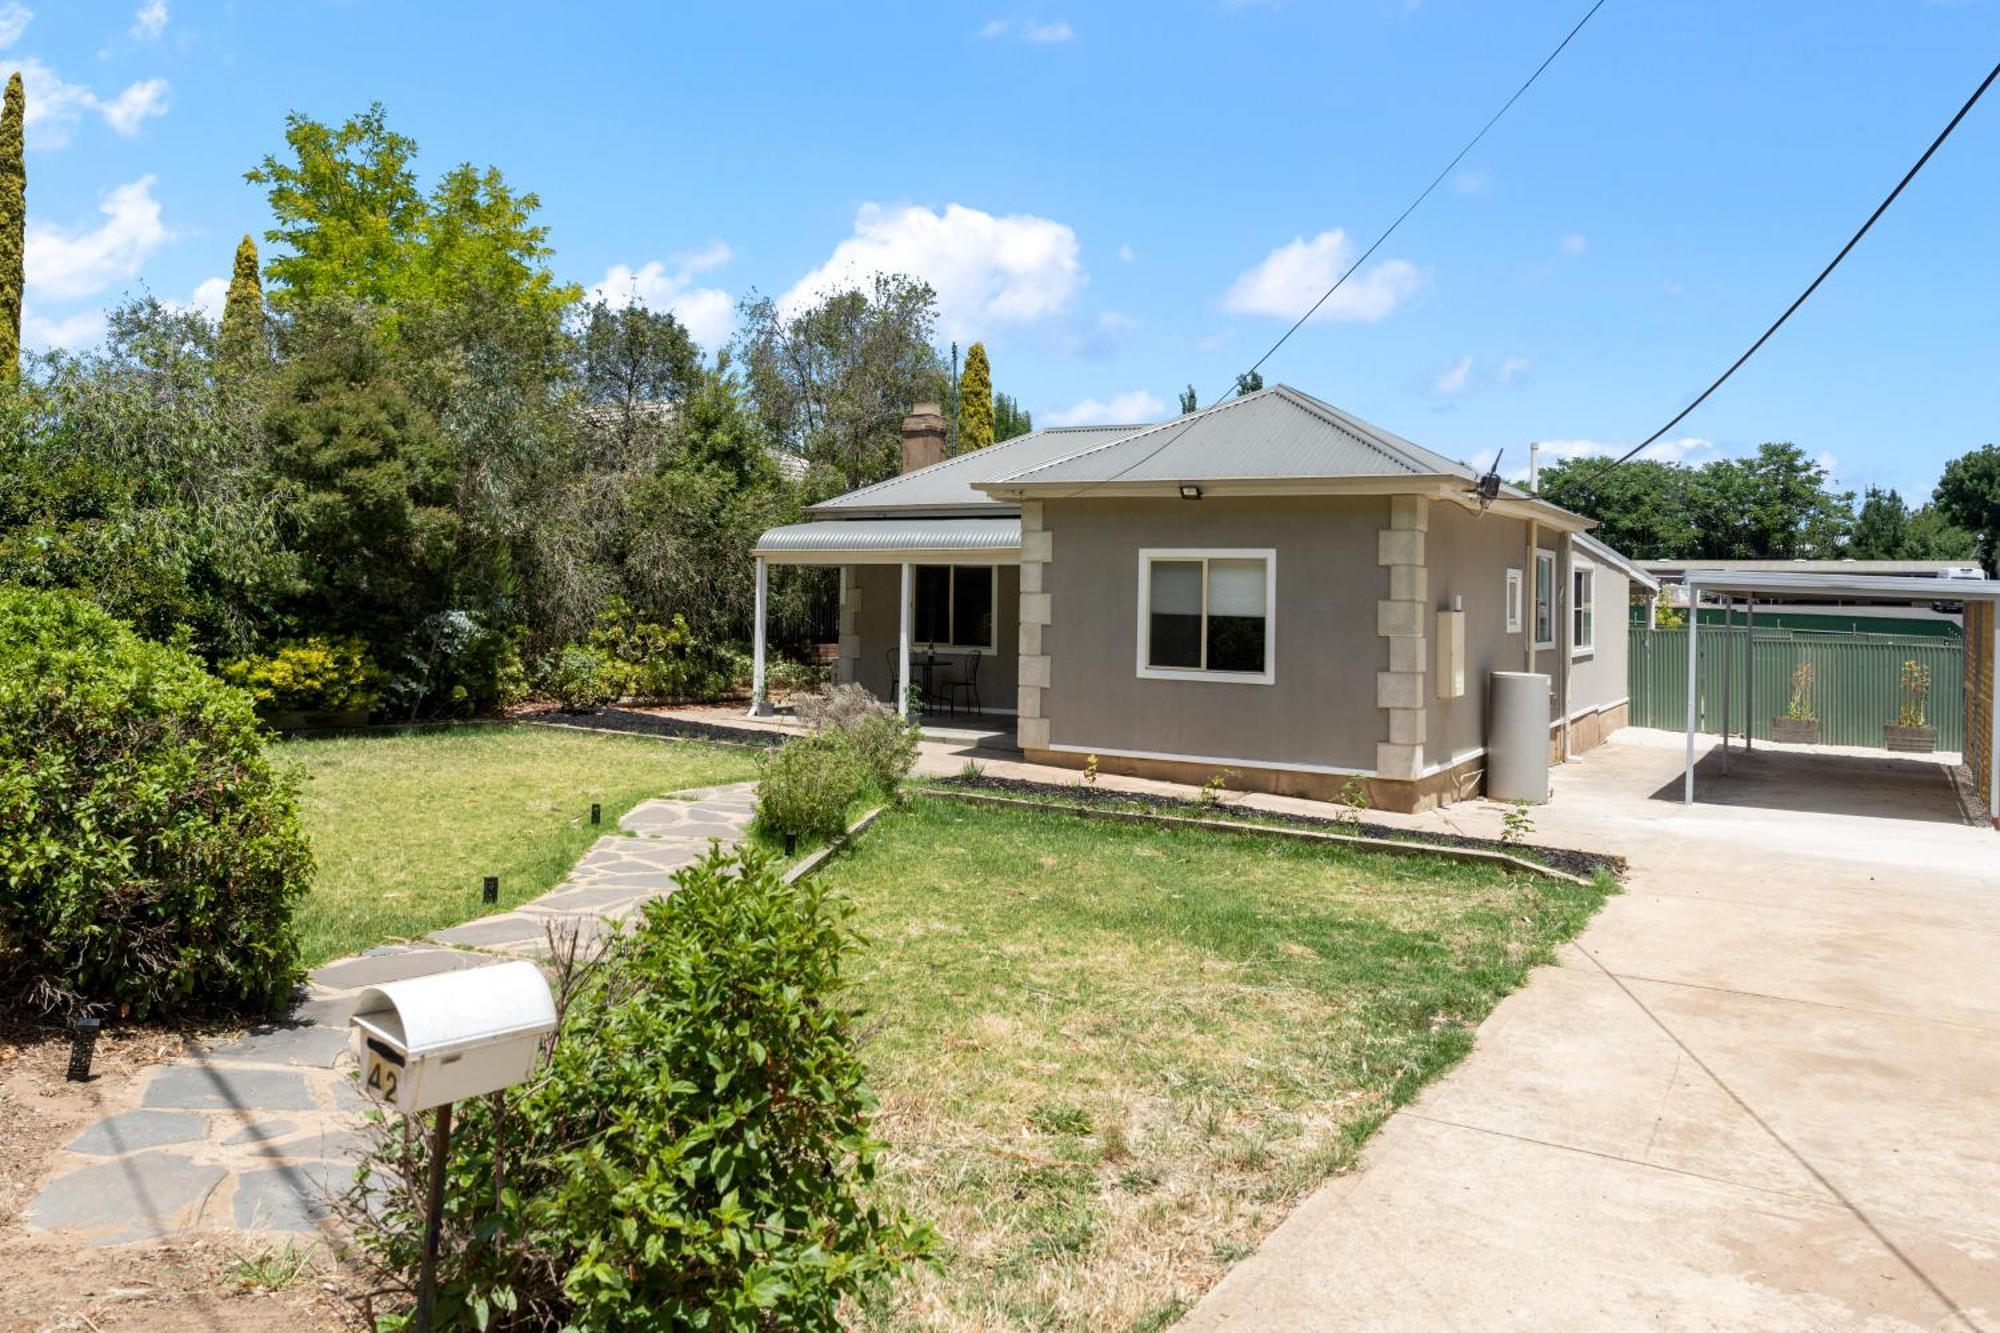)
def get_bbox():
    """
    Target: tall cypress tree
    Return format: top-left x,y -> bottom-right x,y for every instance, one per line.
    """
219,234 -> 266,364
0,73 -> 25,384
959,341 -> 994,449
